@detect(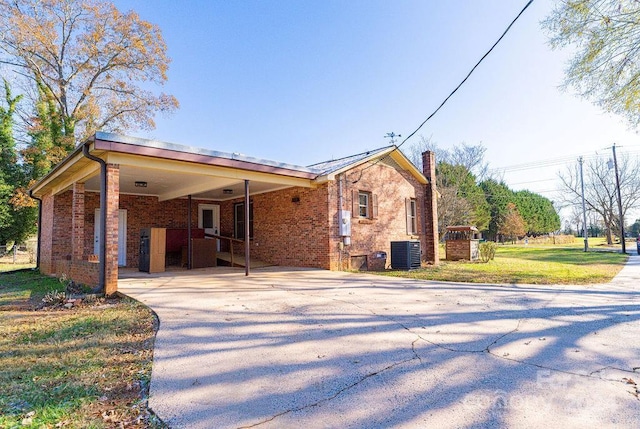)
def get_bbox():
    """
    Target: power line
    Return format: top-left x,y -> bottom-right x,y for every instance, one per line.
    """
508,178 -> 558,186
396,0 -> 534,151
353,0 -> 535,182
490,147 -> 640,176
491,153 -> 600,173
